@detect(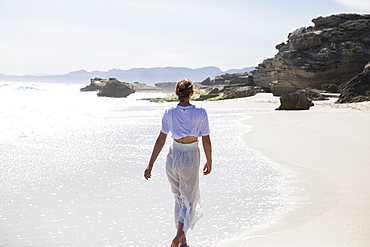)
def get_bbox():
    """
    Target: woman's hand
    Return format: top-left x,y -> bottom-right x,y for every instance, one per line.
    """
144,165 -> 153,180
203,161 -> 212,175
201,135 -> 212,175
